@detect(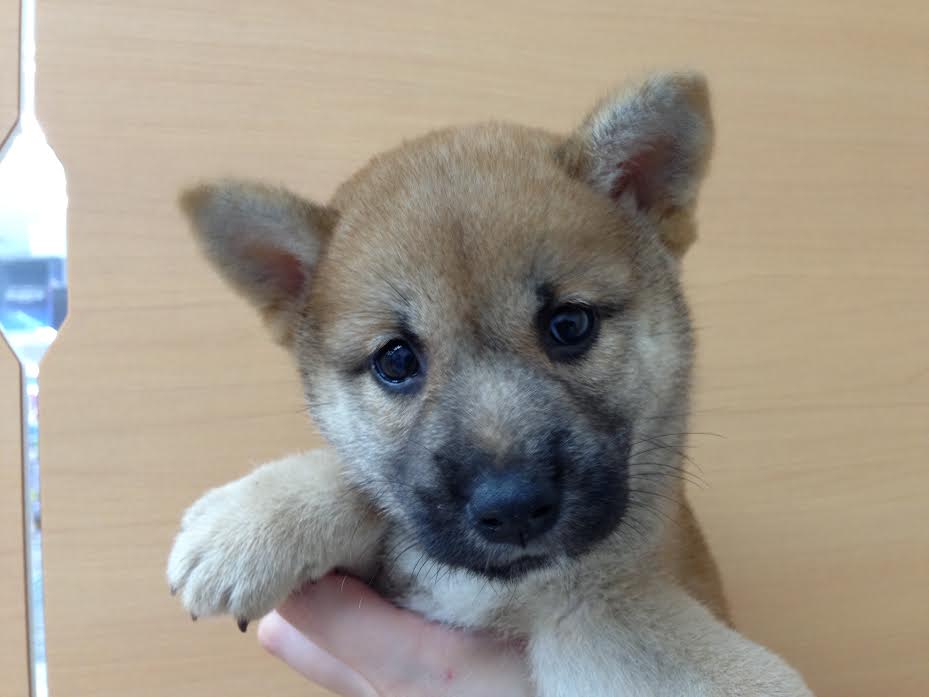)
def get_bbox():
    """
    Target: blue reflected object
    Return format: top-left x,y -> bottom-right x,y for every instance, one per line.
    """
0,257 -> 67,331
